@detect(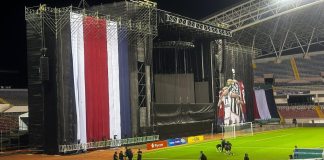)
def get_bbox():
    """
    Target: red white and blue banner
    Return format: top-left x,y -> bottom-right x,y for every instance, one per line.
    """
70,12 -> 131,144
